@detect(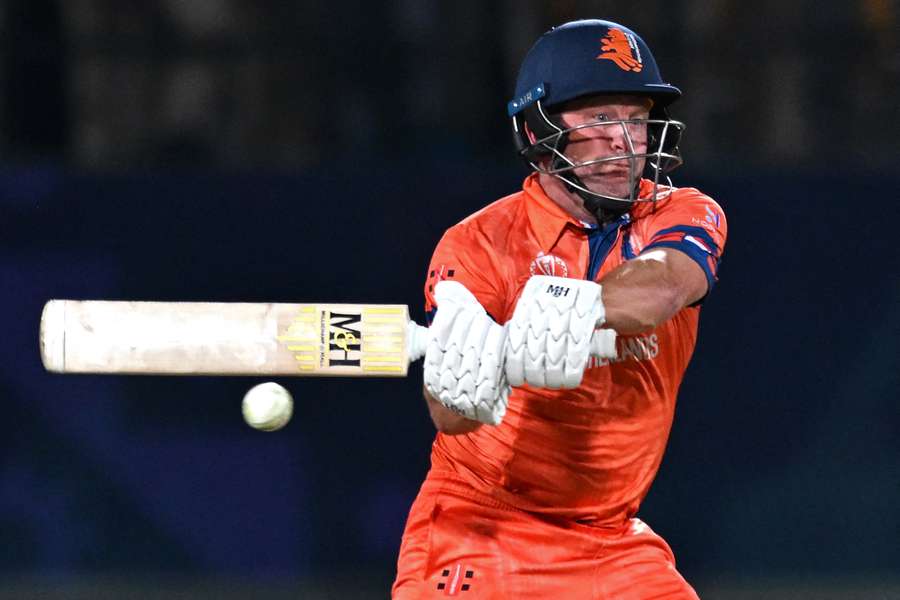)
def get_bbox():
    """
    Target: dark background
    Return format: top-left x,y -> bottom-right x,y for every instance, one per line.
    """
1,1 -> 898,598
